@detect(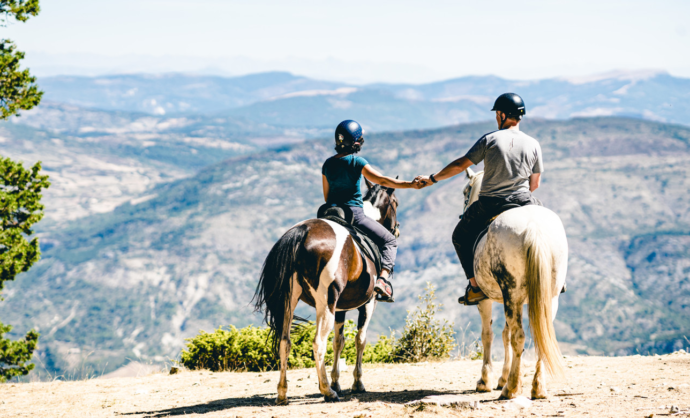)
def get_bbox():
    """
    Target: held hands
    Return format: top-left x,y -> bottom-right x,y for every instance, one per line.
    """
410,177 -> 425,189
413,175 -> 434,189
